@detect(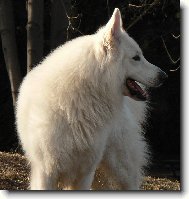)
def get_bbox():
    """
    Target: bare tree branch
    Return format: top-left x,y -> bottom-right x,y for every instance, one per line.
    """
170,65 -> 180,72
127,0 -> 160,30
51,0 -> 71,49
128,4 -> 145,8
161,36 -> 180,64
60,0 -> 83,39
0,0 -> 22,107
171,33 -> 180,39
